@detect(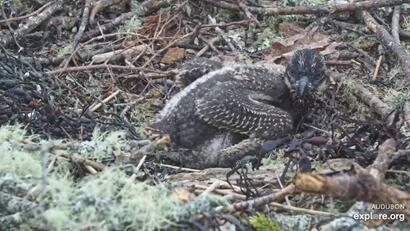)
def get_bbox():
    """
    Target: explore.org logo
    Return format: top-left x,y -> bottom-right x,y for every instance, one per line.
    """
352,204 -> 406,222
